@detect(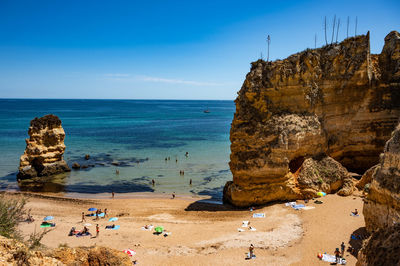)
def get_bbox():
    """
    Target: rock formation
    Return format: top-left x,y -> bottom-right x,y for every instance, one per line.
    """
17,114 -> 70,180
357,123 -> 400,265
0,235 -> 132,265
356,223 -> 400,266
363,123 -> 400,232
224,31 -> 400,207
